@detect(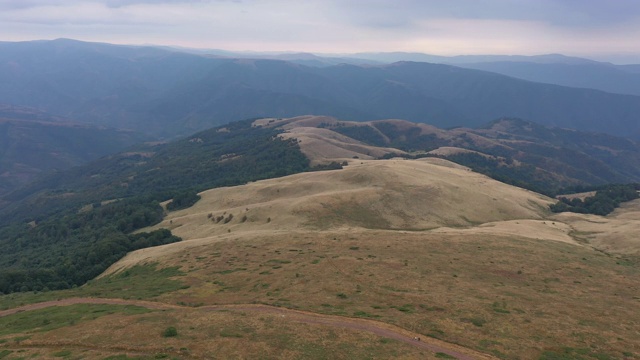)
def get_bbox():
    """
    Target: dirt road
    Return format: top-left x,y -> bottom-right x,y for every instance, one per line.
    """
0,298 -> 495,360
